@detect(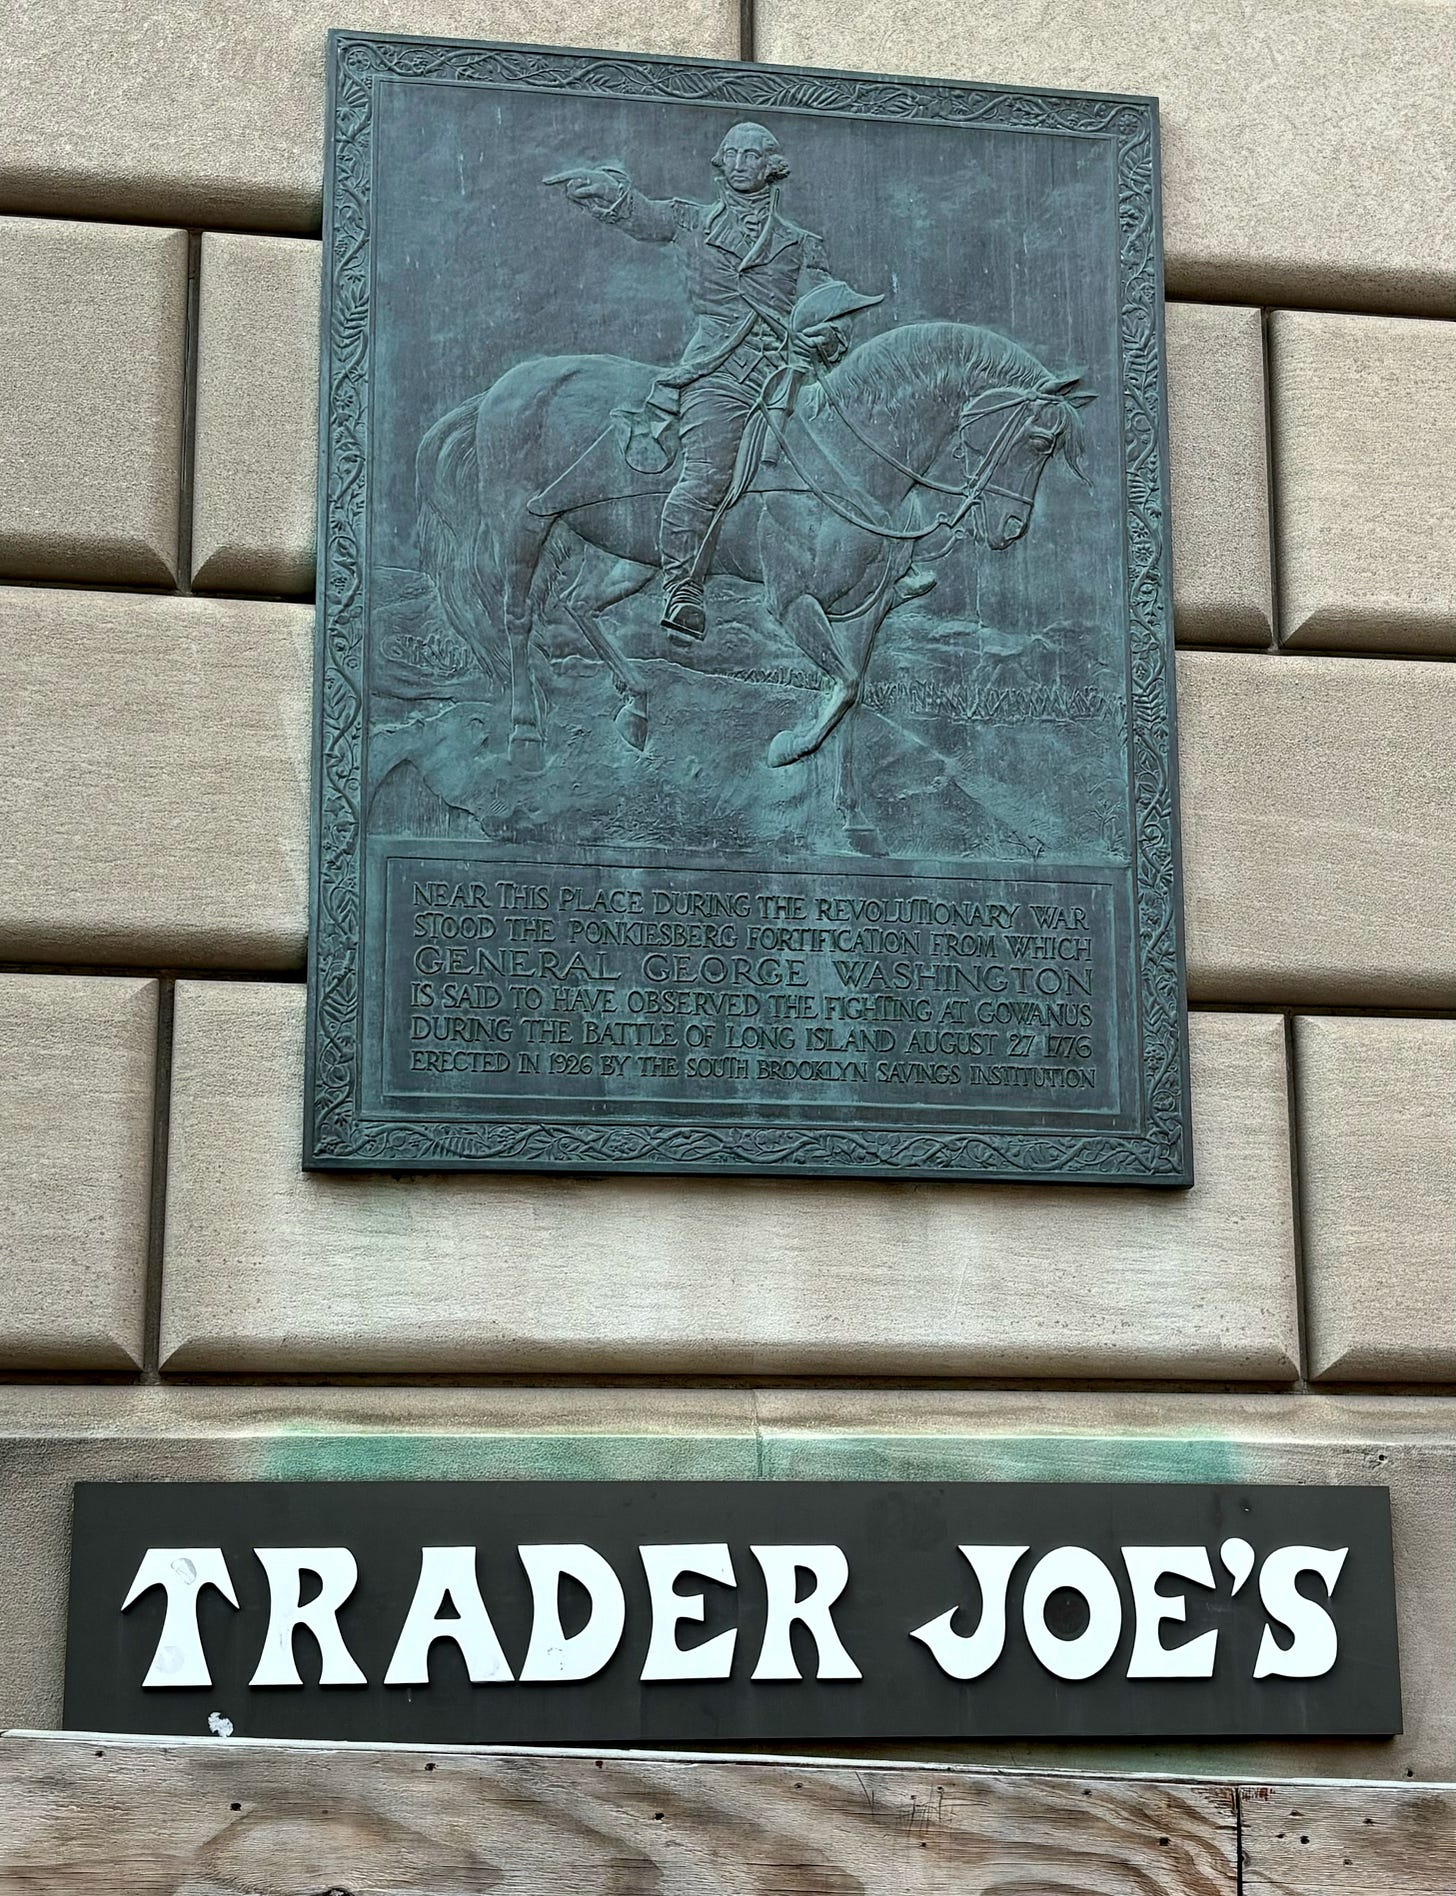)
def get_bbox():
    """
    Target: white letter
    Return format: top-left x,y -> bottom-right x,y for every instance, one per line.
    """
122,1548 -> 239,1689
384,1547 -> 514,1686
640,1544 -> 737,1682
1123,1546 -> 1218,1678
751,1545 -> 861,1680
1023,1546 -> 1122,1681
910,1545 -> 1028,1680
250,1549 -> 367,1687
1254,1546 -> 1348,1679
518,1545 -> 625,1682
